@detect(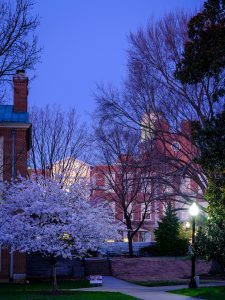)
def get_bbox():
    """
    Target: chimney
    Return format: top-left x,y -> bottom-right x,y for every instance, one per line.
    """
13,70 -> 28,112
